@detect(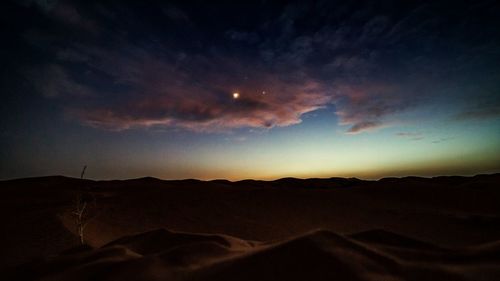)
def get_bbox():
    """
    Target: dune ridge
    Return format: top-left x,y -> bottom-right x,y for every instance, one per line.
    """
6,228 -> 500,281
1,174 -> 500,279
